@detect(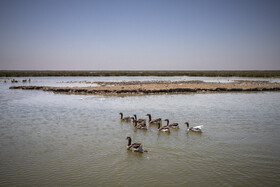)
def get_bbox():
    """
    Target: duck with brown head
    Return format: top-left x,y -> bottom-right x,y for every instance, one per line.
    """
164,119 -> 179,129
119,113 -> 132,122
133,119 -> 147,130
146,114 -> 161,124
133,114 -> 146,125
157,122 -> 170,133
126,136 -> 147,153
